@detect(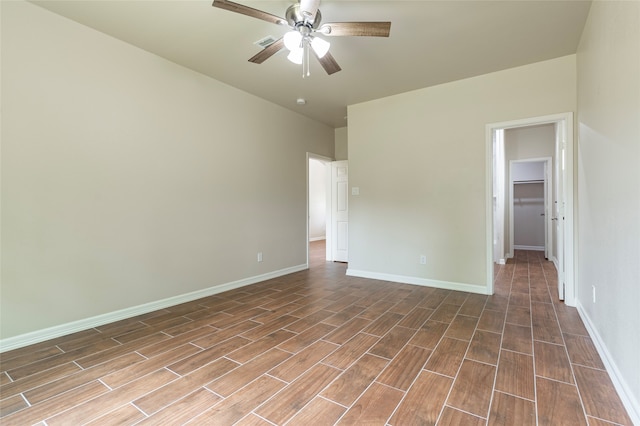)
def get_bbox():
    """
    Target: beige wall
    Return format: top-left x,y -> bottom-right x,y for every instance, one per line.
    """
348,55 -> 576,289
576,0 -> 640,416
0,2 -> 334,340
334,127 -> 348,161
